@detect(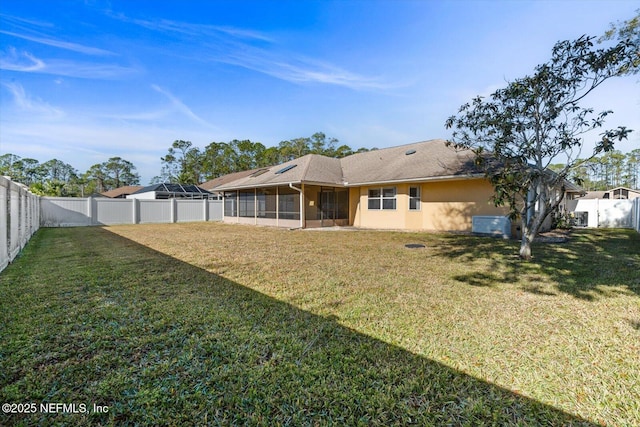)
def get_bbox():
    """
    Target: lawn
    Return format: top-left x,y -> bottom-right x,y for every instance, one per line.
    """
1,223 -> 638,426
